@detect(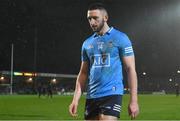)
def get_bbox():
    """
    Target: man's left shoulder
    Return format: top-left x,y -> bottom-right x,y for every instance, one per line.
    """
112,28 -> 130,44
113,28 -> 129,38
